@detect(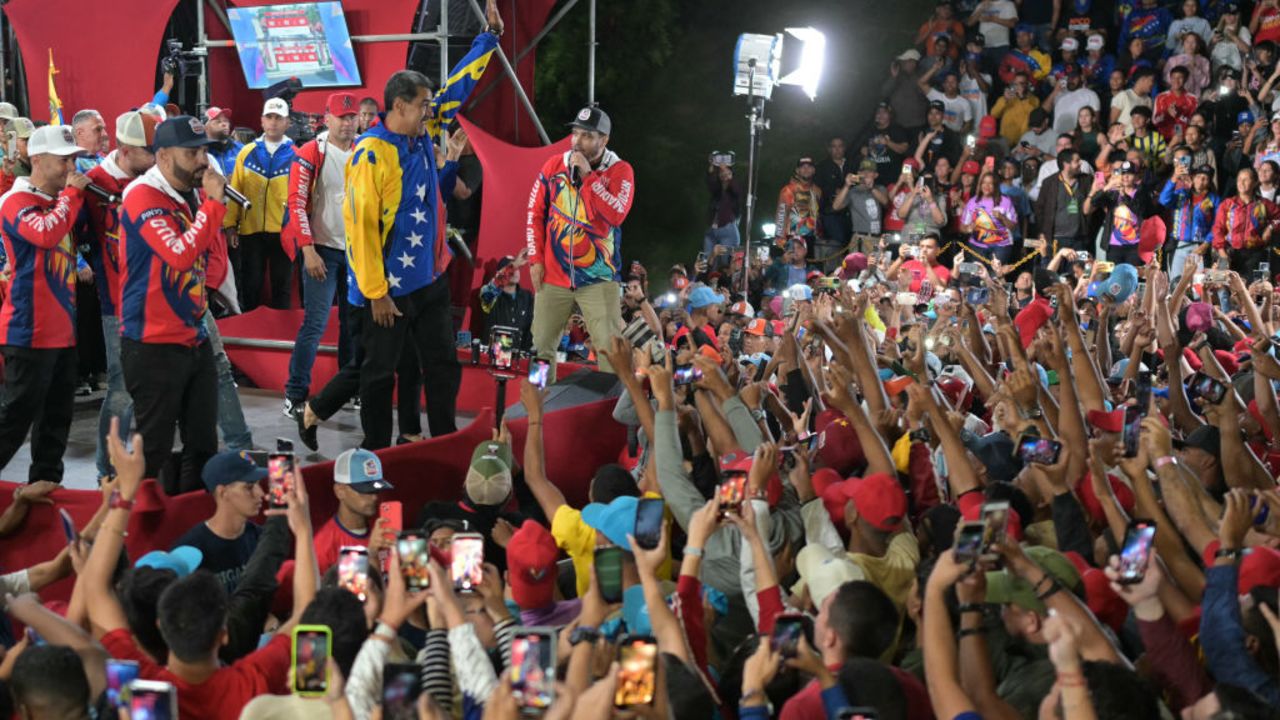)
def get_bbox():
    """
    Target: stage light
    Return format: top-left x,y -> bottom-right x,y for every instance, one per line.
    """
779,27 -> 826,100
761,222 -> 777,237
733,33 -> 782,100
